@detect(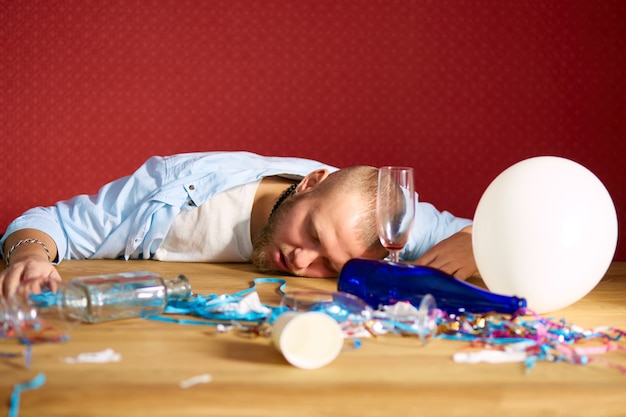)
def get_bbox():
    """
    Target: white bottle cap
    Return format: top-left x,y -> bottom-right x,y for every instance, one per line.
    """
272,312 -> 344,370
